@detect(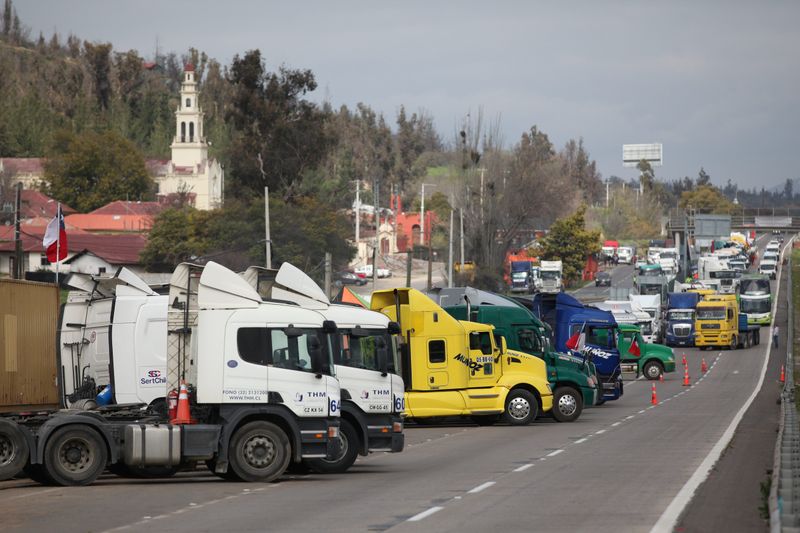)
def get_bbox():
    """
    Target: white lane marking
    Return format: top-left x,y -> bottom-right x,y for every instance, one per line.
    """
408,506 -> 444,522
546,449 -> 564,457
0,487 -> 60,502
513,463 -> 534,472
638,409 -> 646,414
468,481 -> 496,494
652,236 -> 793,533
733,370 -> 739,374
574,438 -> 588,444
626,415 -> 635,420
